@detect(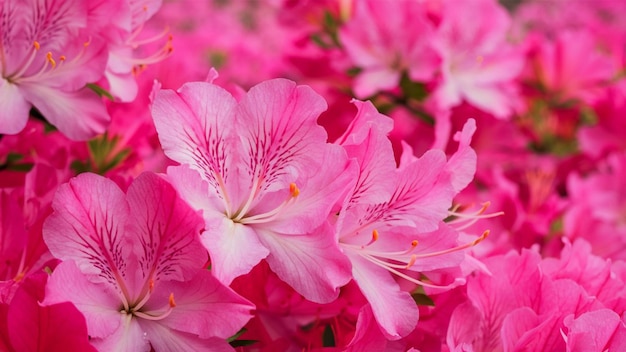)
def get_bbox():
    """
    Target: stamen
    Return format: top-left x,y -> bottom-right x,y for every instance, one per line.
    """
149,279 -> 155,293
361,229 -> 379,248
46,52 -> 56,68
238,182 -> 300,224
447,202 -> 504,231
169,293 -> 176,307
8,41 -> 41,79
